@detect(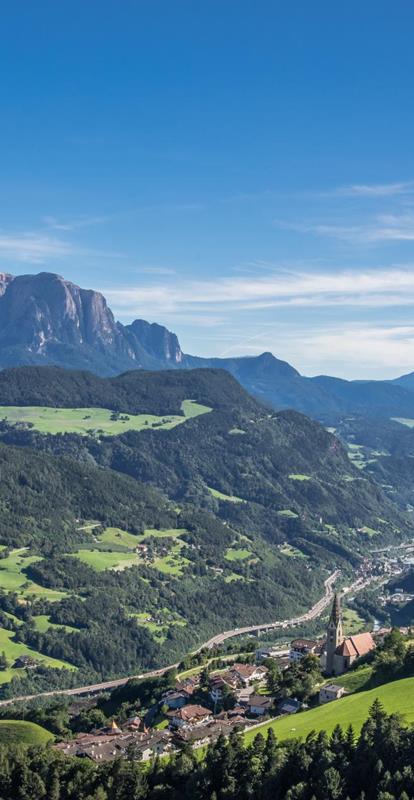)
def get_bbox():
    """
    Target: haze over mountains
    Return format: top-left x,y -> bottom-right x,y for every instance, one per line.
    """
1,271 -> 414,418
